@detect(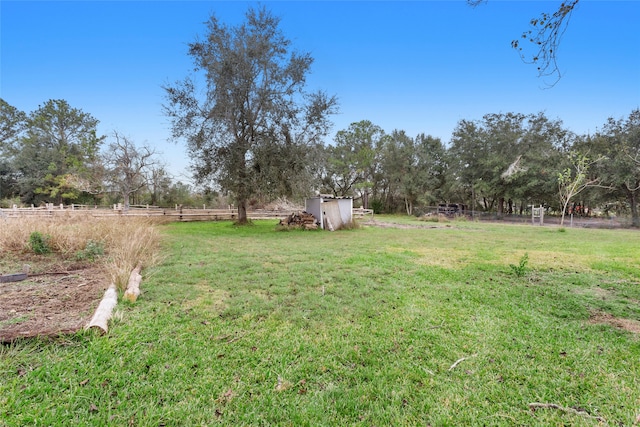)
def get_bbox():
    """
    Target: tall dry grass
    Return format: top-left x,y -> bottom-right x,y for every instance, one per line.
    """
0,214 -> 163,290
